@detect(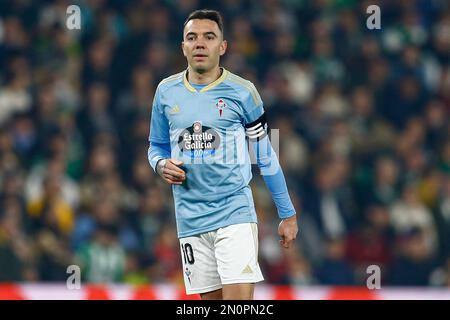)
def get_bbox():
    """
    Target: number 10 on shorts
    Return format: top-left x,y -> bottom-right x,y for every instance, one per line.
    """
182,243 -> 195,264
